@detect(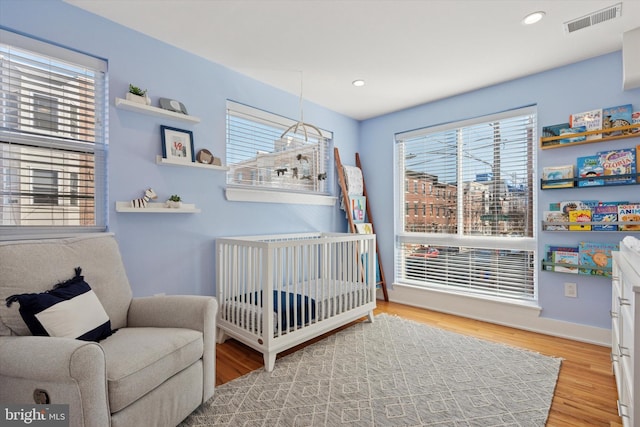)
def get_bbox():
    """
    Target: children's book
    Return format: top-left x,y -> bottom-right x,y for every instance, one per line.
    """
631,111 -> 640,134
578,241 -> 618,277
542,165 -> 574,188
558,126 -> 587,143
570,109 -> 602,140
544,245 -> 578,271
568,209 -> 591,231
355,222 -> 373,234
349,196 -> 366,223
618,203 -> 640,231
541,123 -> 588,145
553,251 -> 579,274
592,205 -> 618,231
559,200 -> 597,215
576,155 -> 604,187
543,211 -> 569,231
542,123 -> 570,138
602,104 -> 633,136
597,148 -> 636,185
